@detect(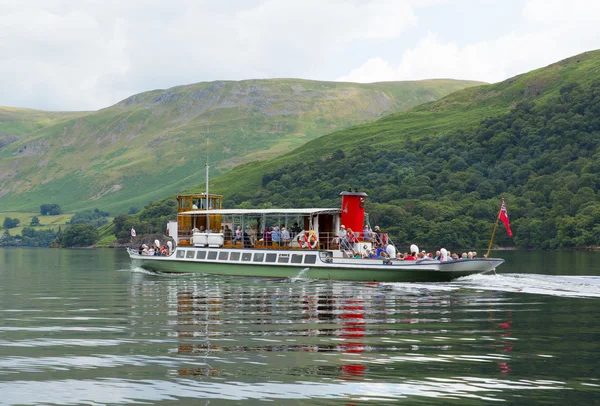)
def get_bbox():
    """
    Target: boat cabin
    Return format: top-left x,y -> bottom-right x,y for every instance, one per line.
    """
168,191 -> 372,253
